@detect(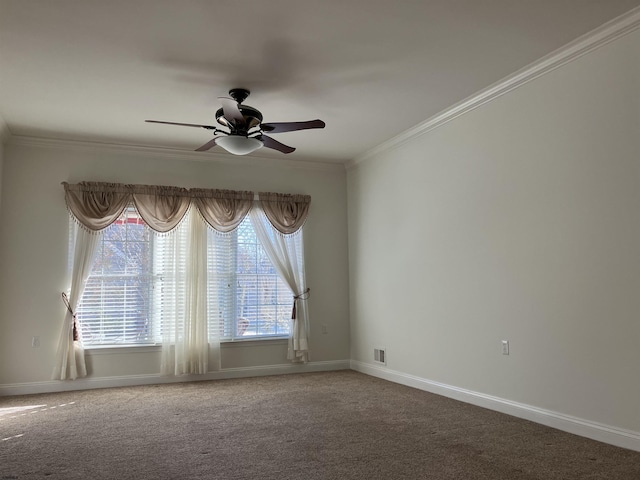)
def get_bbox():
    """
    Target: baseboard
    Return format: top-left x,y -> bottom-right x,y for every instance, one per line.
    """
350,360 -> 640,452
0,360 -> 350,396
